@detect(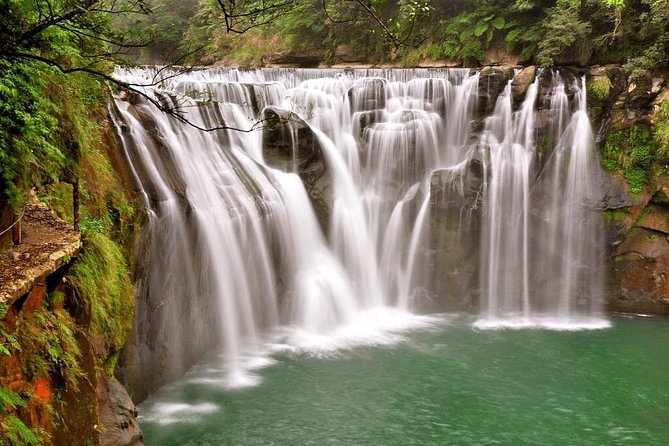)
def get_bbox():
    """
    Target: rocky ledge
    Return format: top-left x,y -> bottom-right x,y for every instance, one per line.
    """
0,198 -> 80,306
